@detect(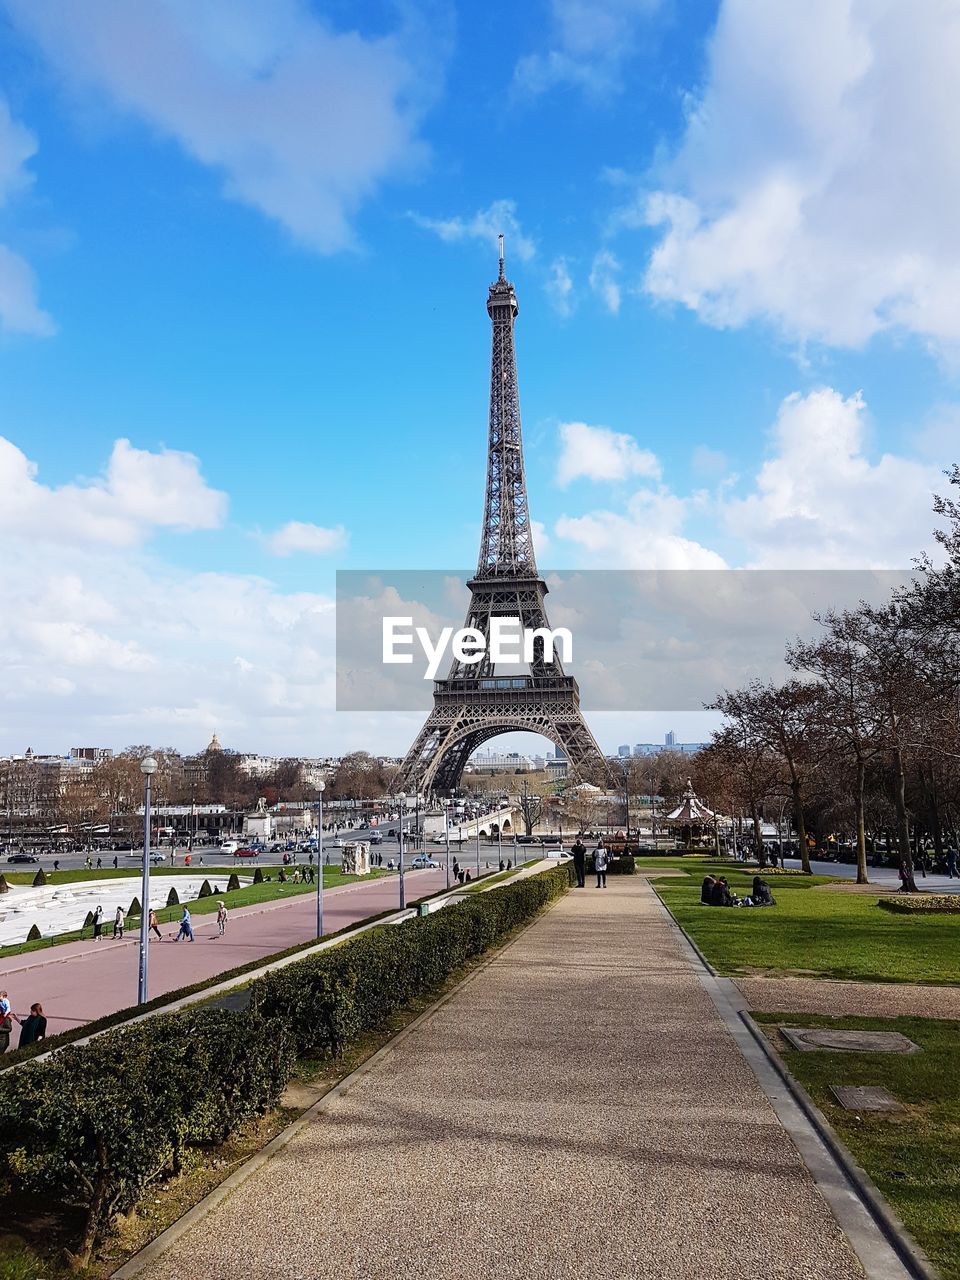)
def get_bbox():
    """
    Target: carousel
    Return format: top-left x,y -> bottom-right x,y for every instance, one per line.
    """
663,779 -> 728,850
